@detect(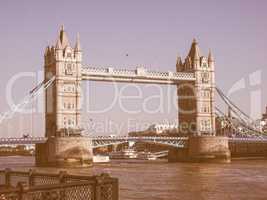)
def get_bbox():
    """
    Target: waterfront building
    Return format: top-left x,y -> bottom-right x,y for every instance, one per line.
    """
261,107 -> 267,132
147,123 -> 179,134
